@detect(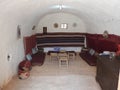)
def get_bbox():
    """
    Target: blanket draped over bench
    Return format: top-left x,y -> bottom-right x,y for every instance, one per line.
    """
36,33 -> 86,48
